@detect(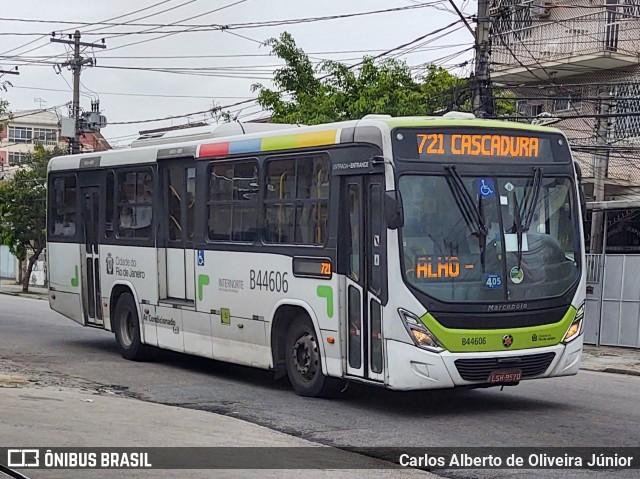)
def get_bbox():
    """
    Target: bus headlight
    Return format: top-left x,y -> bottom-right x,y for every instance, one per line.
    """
398,308 -> 444,353
563,303 -> 585,343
